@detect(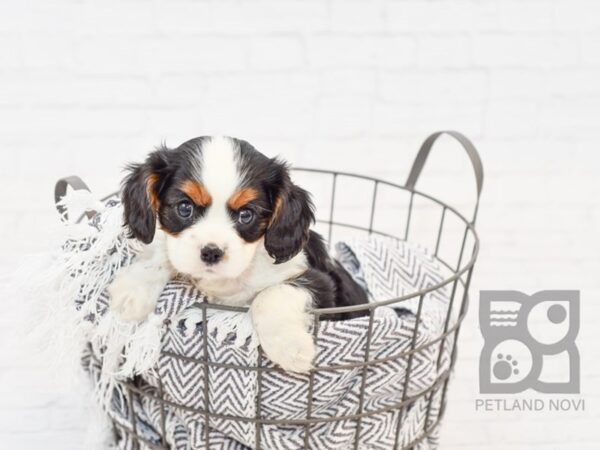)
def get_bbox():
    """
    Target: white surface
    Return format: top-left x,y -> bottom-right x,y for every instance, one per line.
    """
0,0 -> 599,448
